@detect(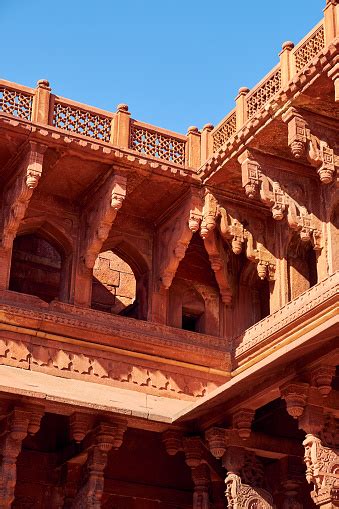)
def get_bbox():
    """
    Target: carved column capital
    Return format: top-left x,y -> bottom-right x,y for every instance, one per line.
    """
0,405 -> 44,508
310,365 -> 336,398
162,429 -> 183,456
69,412 -> 94,443
280,382 -> 310,419
183,436 -> 203,468
232,409 -> 255,440
205,427 -> 226,459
